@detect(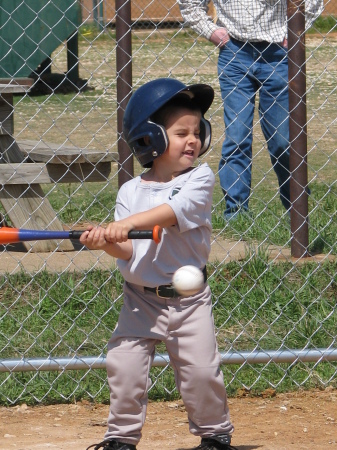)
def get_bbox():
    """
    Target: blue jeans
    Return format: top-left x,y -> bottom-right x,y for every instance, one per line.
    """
218,38 -> 291,218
